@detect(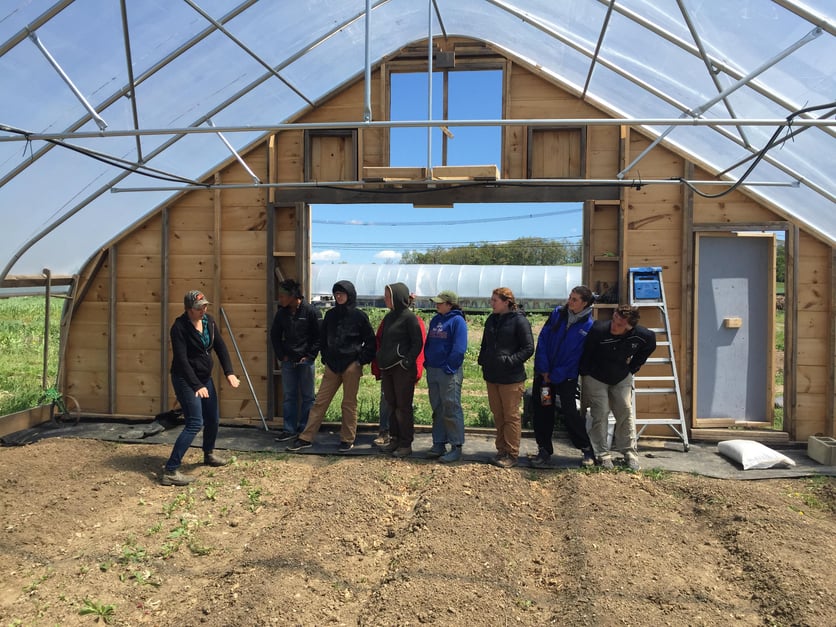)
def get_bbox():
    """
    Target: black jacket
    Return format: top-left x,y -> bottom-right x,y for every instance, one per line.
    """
270,300 -> 321,363
579,319 -> 656,385
478,311 -> 534,384
320,280 -> 376,373
170,312 -> 235,392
